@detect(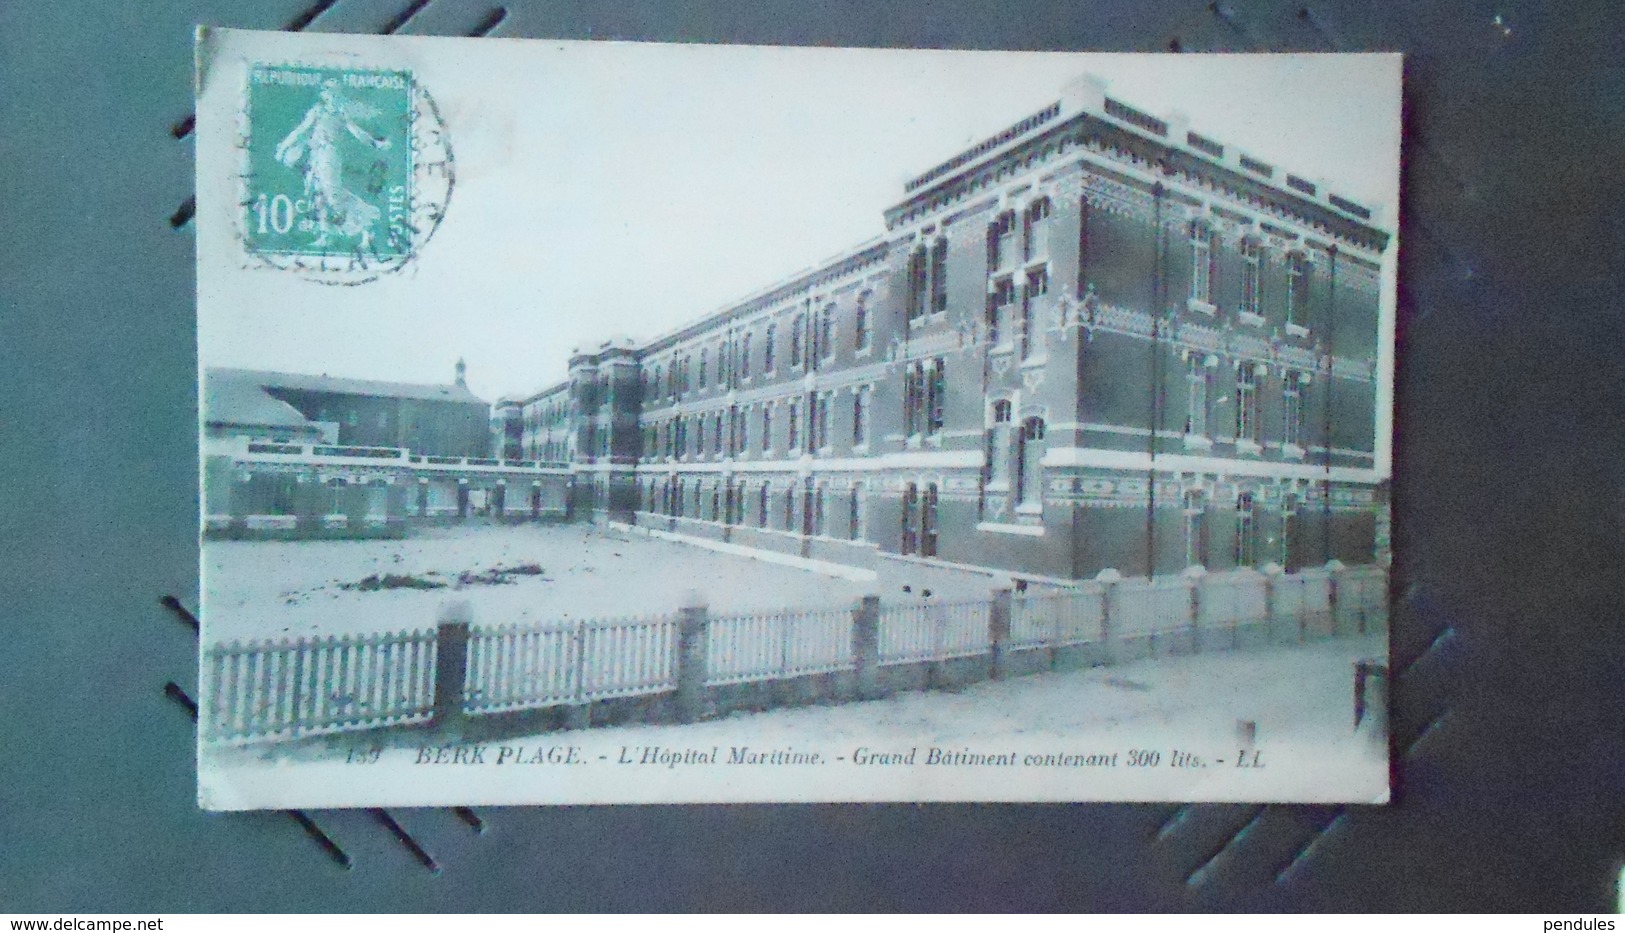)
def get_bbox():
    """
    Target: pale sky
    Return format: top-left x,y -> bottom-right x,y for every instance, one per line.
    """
199,36 -> 1400,407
